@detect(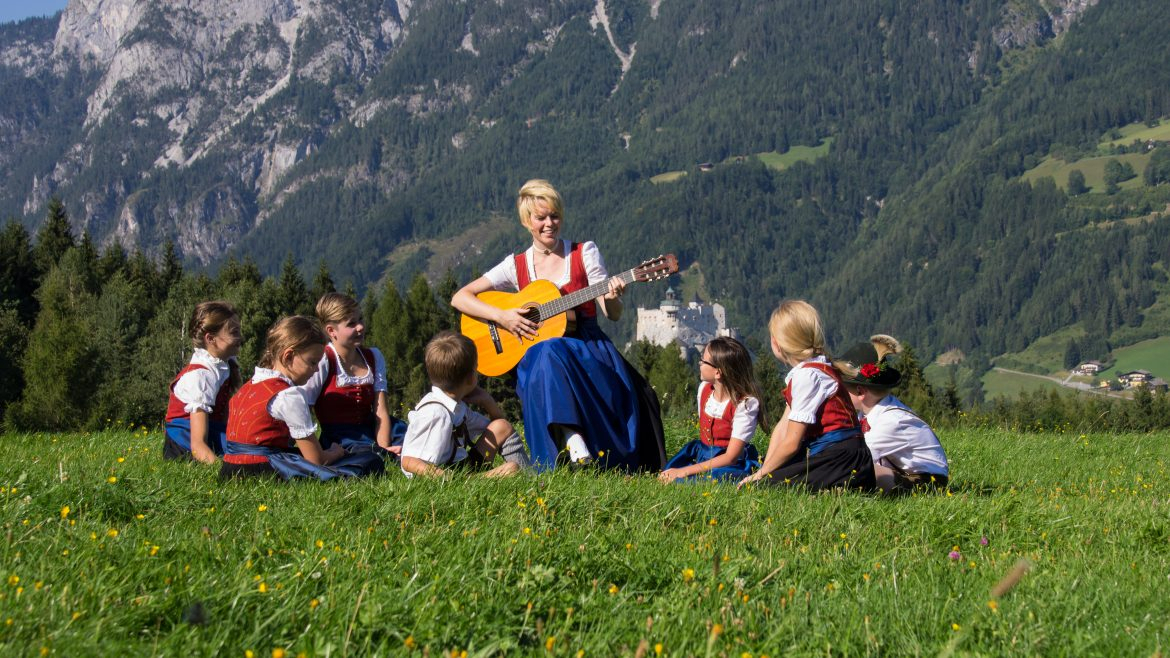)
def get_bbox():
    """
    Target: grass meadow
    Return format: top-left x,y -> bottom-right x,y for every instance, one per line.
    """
2,421 -> 1168,657
979,369 -> 1072,400
1022,152 -> 1151,193
1097,336 -> 1170,381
